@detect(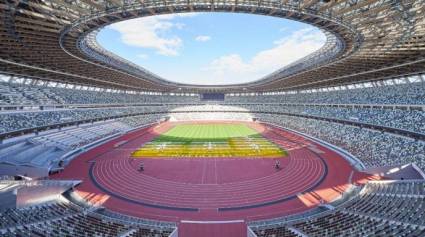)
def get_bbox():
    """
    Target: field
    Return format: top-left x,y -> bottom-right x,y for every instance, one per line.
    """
132,124 -> 287,158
